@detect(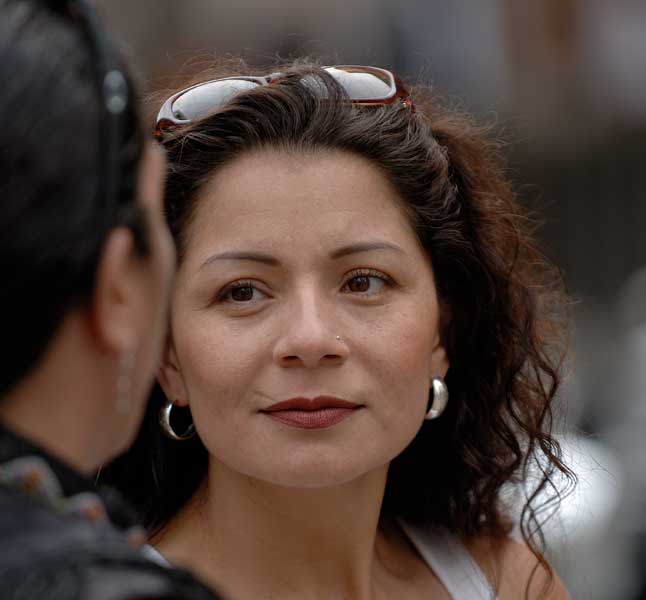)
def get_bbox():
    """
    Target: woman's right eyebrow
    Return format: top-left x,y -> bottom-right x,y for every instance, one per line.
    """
200,251 -> 280,269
